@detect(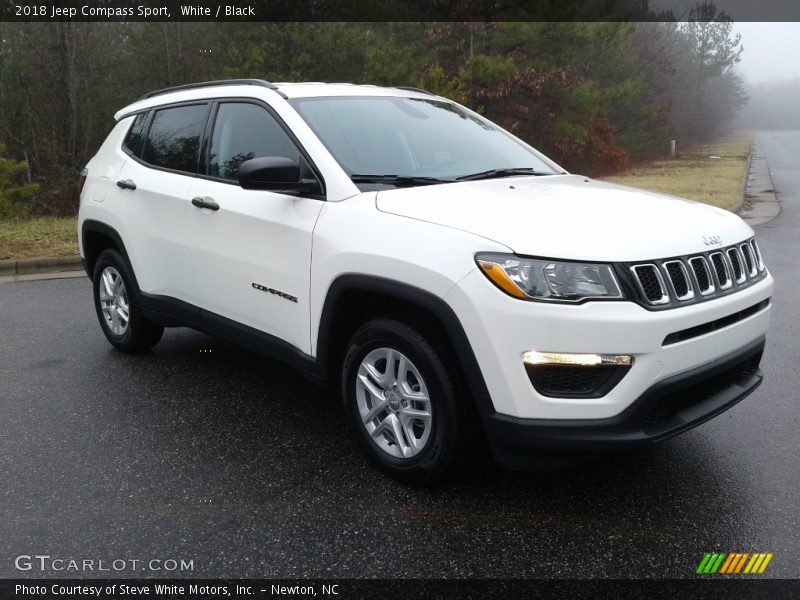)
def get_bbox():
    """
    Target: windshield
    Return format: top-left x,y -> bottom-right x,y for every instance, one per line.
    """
289,96 -> 562,185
